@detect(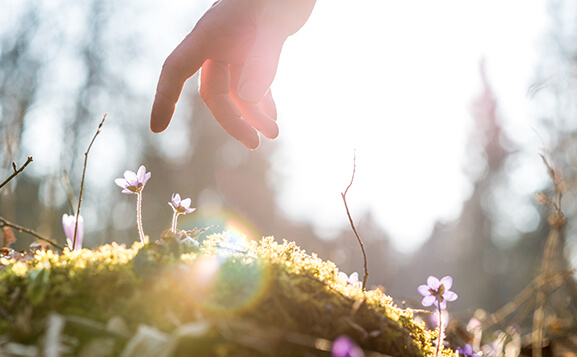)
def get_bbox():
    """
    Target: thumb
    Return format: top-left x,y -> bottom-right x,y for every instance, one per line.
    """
238,30 -> 286,103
